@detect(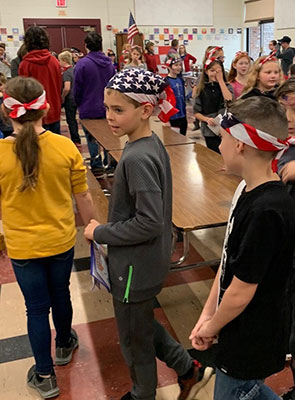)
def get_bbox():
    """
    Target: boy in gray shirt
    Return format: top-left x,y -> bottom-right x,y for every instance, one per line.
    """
84,69 -> 211,400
